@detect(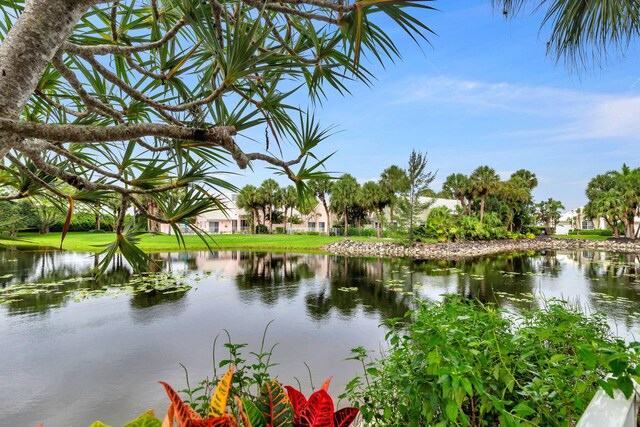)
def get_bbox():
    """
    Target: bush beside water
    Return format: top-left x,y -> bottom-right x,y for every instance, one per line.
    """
343,296 -> 640,426
412,207 -> 535,242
